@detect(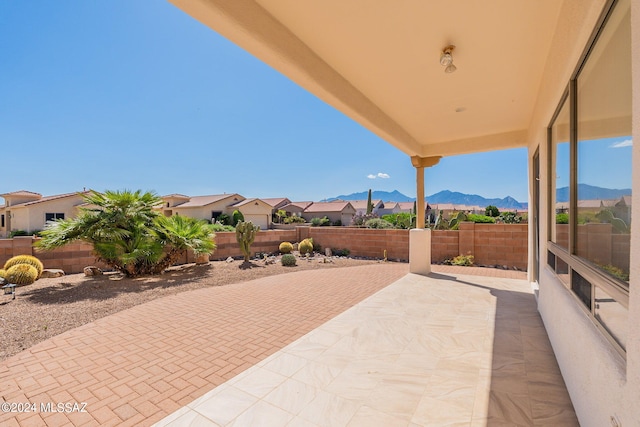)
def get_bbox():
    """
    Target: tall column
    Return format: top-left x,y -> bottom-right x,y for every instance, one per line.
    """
416,166 -> 425,228
409,156 -> 441,275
